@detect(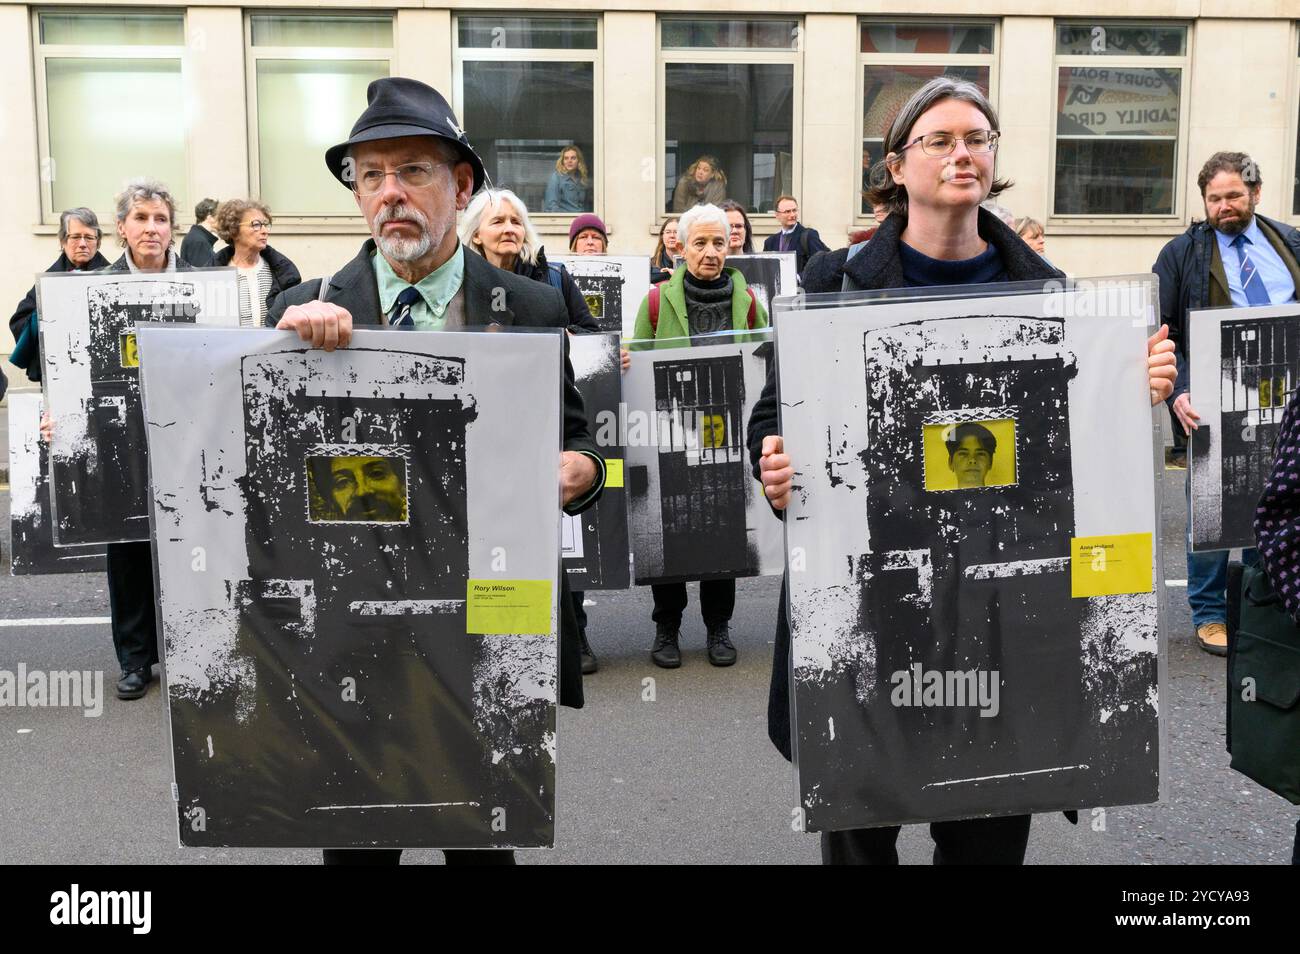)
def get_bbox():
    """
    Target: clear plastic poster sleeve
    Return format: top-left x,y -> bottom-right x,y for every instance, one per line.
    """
563,331 -> 630,590
773,276 -> 1167,831
623,326 -> 782,585
136,326 -> 562,849
36,268 -> 241,546
1188,301 -> 1300,552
